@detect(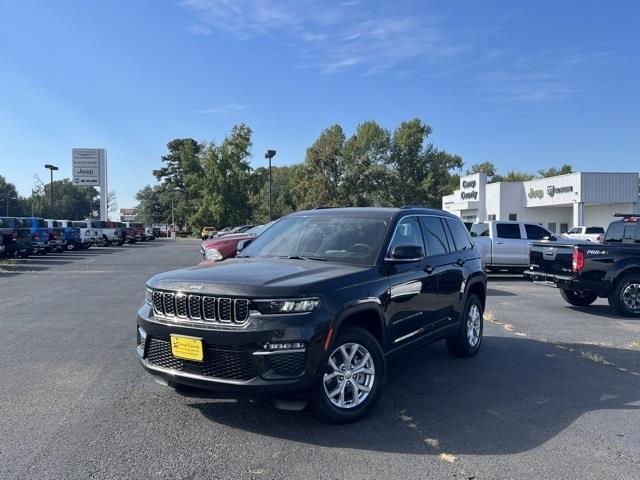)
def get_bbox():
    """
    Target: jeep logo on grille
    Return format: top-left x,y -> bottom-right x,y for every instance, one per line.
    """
190,284 -> 204,290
